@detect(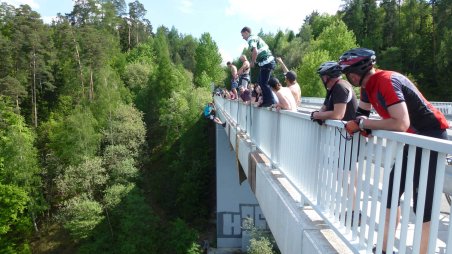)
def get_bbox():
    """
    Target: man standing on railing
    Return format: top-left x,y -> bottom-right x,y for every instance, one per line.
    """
241,26 -> 276,107
226,61 -> 239,99
237,55 -> 251,90
340,48 -> 450,254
